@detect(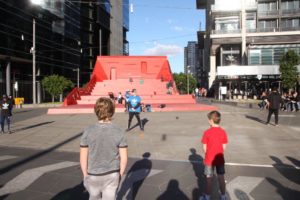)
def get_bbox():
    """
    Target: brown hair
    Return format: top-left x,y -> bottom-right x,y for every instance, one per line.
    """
207,110 -> 221,124
94,97 -> 115,121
